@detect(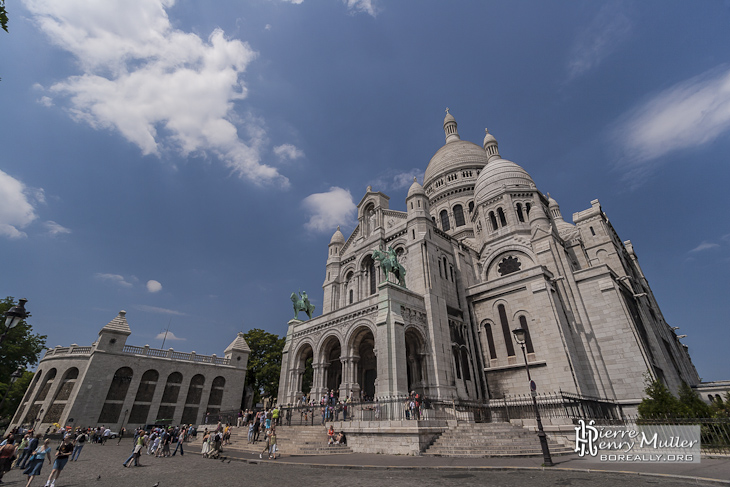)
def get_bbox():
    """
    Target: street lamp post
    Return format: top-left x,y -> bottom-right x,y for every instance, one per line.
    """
0,367 -> 24,414
512,327 -> 554,467
1,298 -> 29,347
